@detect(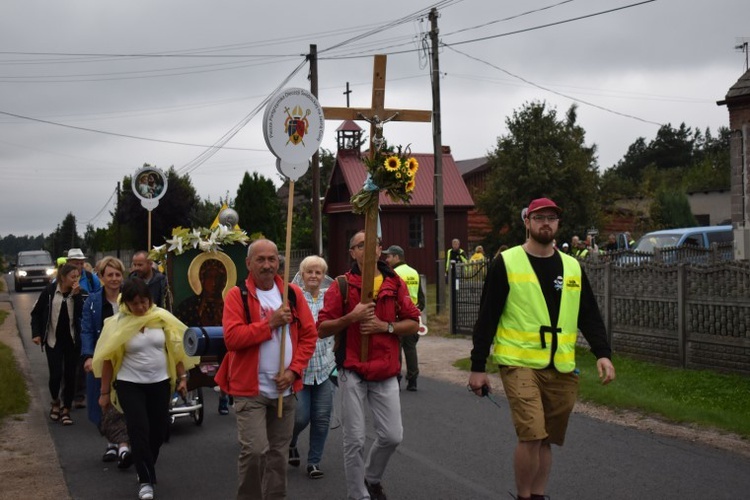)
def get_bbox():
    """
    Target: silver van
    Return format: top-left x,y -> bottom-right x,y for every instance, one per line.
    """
630,225 -> 733,264
633,225 -> 733,252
